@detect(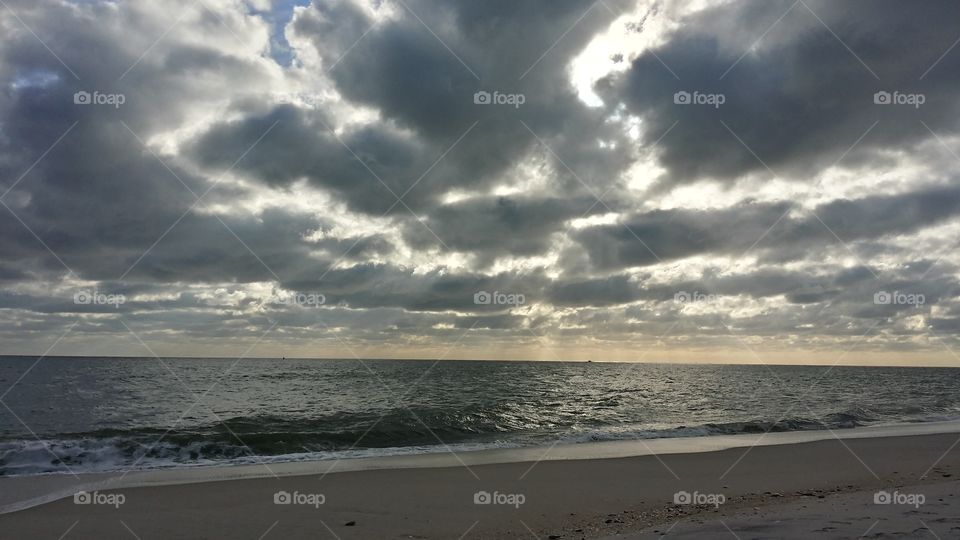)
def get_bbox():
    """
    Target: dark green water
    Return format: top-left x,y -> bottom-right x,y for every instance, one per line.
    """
1,357 -> 959,475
